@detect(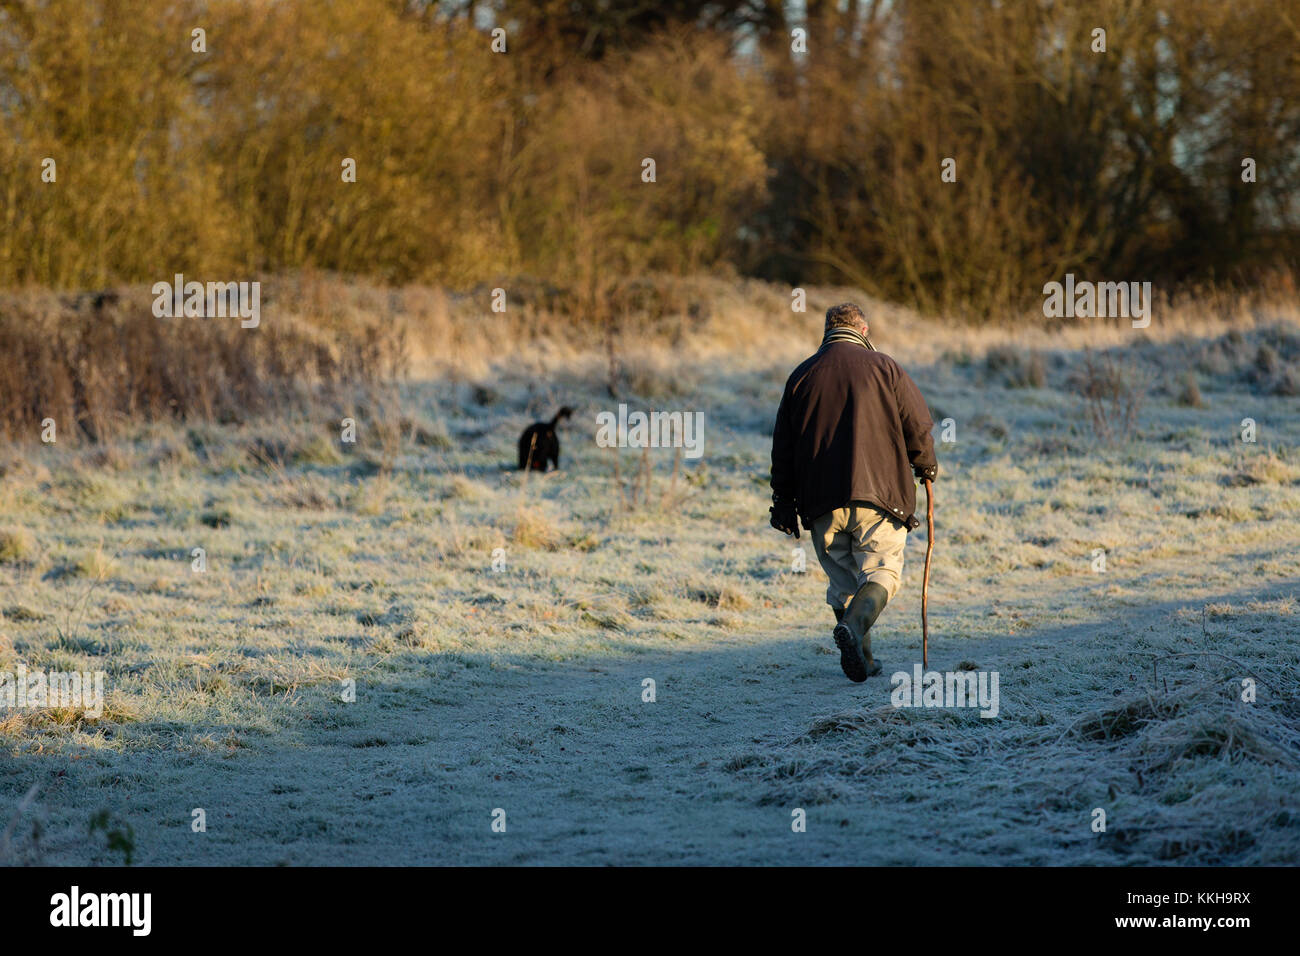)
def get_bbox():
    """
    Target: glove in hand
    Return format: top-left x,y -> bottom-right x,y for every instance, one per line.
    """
770,497 -> 799,538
